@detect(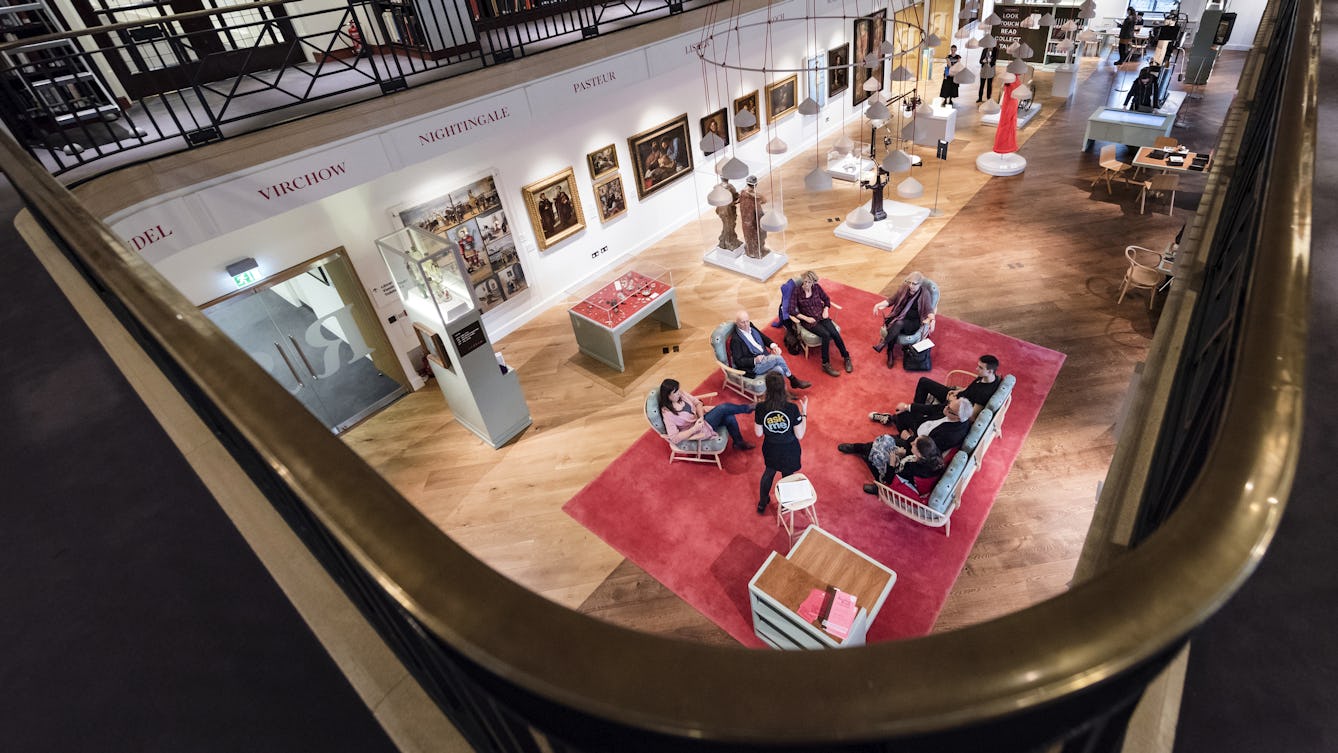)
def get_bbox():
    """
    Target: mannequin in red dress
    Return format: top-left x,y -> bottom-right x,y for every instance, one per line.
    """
993,76 -> 1021,154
